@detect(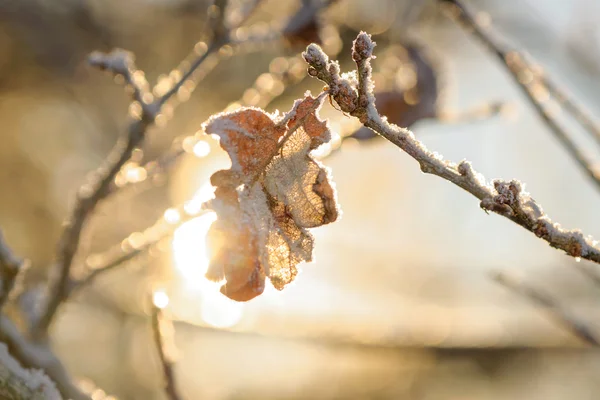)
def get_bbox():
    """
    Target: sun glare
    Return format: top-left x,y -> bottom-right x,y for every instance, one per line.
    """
172,208 -> 244,328
153,290 -> 170,309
